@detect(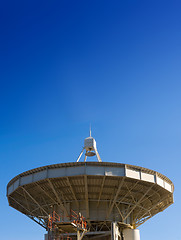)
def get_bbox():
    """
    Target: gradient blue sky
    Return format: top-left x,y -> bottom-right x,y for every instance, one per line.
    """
0,0 -> 181,239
